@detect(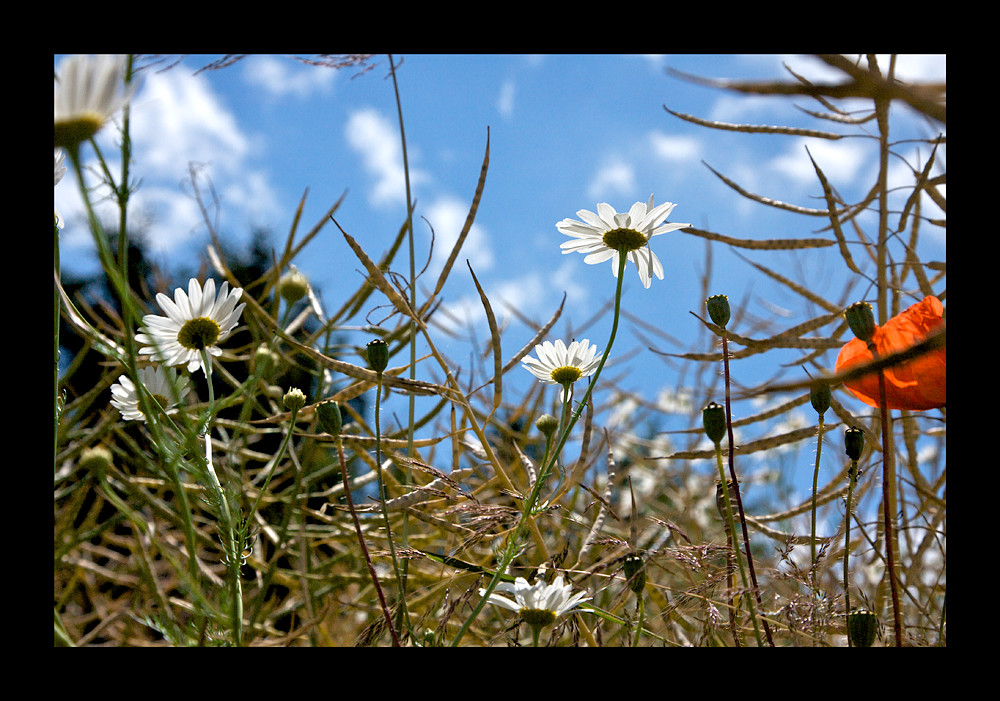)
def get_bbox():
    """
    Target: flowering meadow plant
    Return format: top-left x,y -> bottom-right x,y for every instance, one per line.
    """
55,54 -> 945,647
